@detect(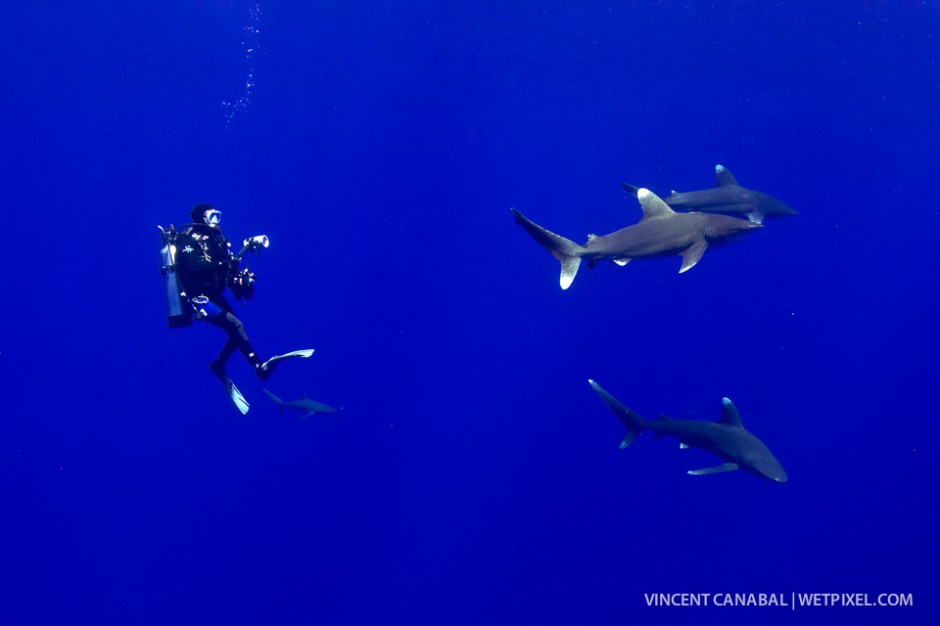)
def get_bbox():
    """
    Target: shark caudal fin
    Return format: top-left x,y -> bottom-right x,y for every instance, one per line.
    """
511,208 -> 584,290
588,379 -> 647,448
